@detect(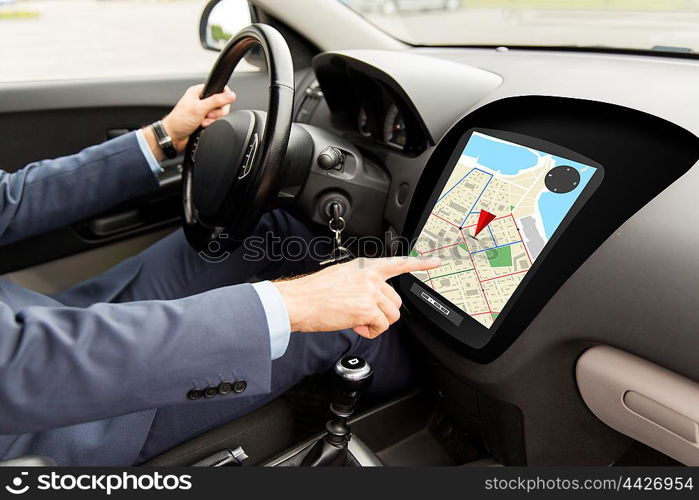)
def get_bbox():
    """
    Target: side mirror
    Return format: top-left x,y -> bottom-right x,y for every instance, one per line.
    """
199,0 -> 253,51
